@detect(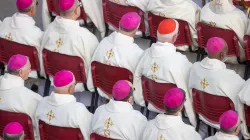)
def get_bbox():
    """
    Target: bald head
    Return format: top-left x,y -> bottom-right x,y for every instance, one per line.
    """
206,37 -> 228,61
